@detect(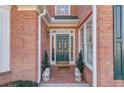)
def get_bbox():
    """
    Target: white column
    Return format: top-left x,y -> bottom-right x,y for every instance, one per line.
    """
54,33 -> 56,64
69,34 -> 71,64
0,8 -> 2,72
69,30 -> 75,65
50,31 -> 56,65
92,5 -> 97,87
73,30 -> 75,65
50,32 -> 52,64
78,29 -> 81,53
